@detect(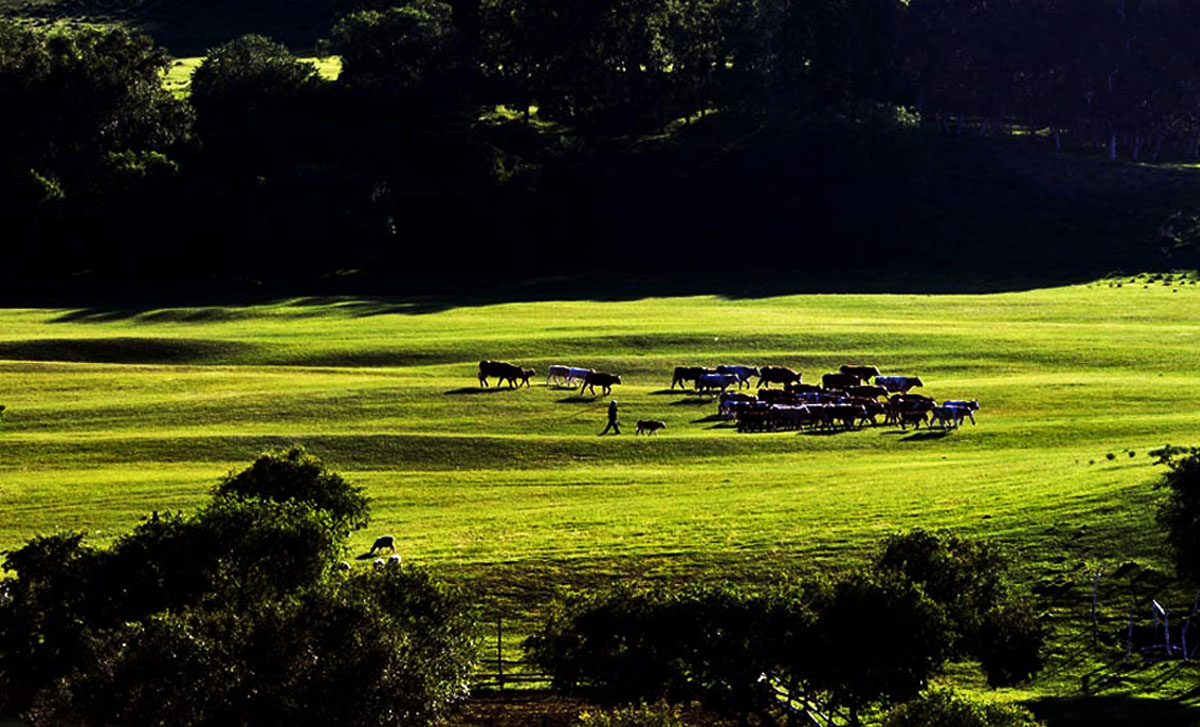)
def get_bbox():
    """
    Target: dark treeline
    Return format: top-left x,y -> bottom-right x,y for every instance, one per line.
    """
3,0 -> 1200,292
